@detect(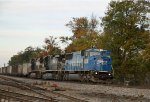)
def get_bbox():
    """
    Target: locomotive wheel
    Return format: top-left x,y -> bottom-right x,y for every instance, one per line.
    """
79,74 -> 88,82
79,74 -> 84,82
36,71 -> 42,79
90,76 -> 99,83
29,73 -> 36,78
85,74 -> 90,82
56,73 -> 62,80
63,73 -> 69,81
58,74 -> 63,81
52,73 -> 56,80
51,73 -> 61,80
57,71 -> 63,81
42,73 -> 48,80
